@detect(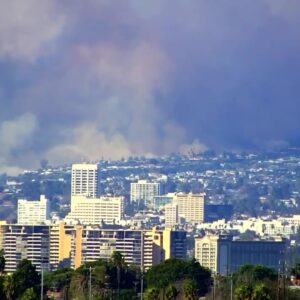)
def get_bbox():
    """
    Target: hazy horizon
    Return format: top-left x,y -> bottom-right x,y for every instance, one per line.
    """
1,0 -> 300,174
